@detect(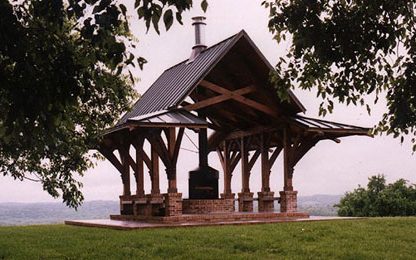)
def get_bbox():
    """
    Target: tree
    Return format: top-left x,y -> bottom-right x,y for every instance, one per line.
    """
263,0 -> 416,148
336,174 -> 416,217
0,0 -> 207,208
